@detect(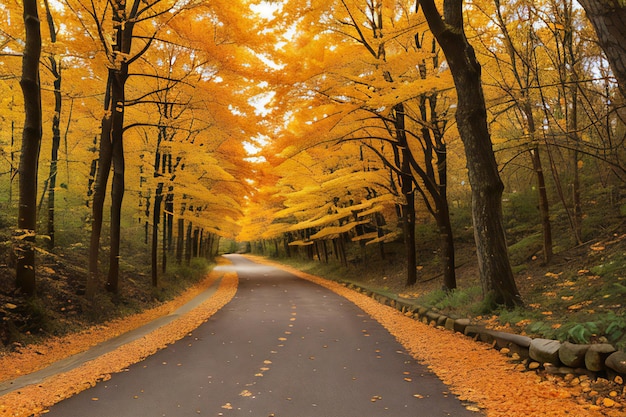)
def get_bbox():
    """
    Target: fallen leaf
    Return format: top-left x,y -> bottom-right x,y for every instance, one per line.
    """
602,398 -> 615,407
